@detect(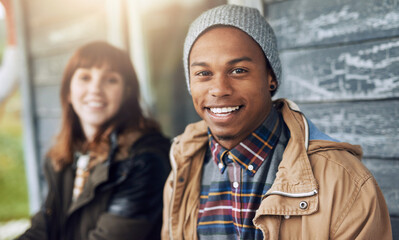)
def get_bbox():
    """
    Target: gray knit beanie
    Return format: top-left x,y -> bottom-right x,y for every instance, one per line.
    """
183,4 -> 281,95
